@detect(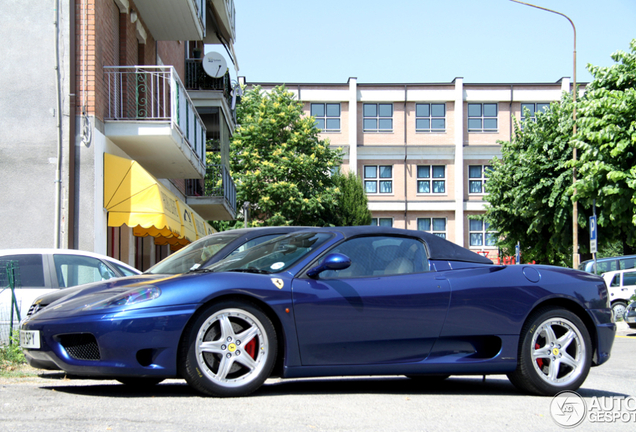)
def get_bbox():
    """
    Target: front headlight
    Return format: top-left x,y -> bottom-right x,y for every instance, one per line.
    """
83,286 -> 161,310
